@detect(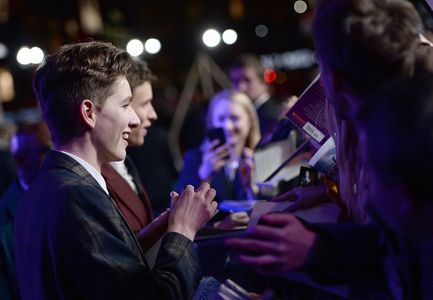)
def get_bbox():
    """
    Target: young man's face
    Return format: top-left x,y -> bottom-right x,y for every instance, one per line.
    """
129,81 -> 157,146
230,66 -> 267,103
93,77 -> 139,163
